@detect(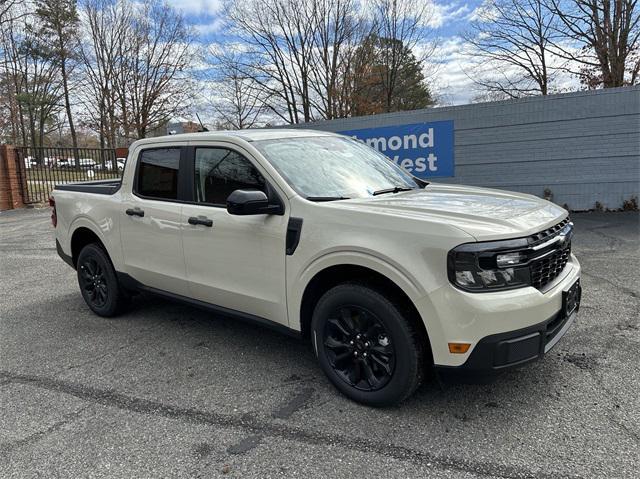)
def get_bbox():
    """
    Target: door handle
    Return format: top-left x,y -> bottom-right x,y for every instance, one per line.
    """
188,216 -> 213,227
125,208 -> 144,217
